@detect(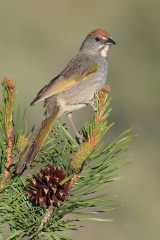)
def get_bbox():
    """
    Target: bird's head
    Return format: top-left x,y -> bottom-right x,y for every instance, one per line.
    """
80,29 -> 116,58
